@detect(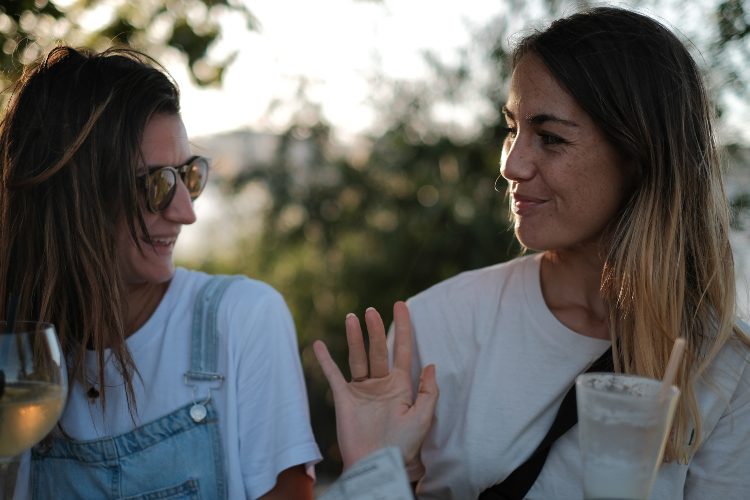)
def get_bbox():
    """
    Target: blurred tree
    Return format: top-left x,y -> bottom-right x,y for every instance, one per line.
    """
209,46 -> 521,475
714,0 -> 750,96
203,0 -> 750,476
0,0 -> 257,87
